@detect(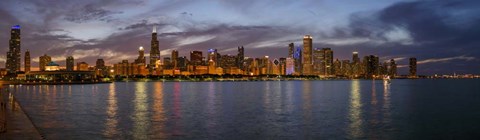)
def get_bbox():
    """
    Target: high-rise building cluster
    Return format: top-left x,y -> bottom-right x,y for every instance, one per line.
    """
2,25 -> 419,79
